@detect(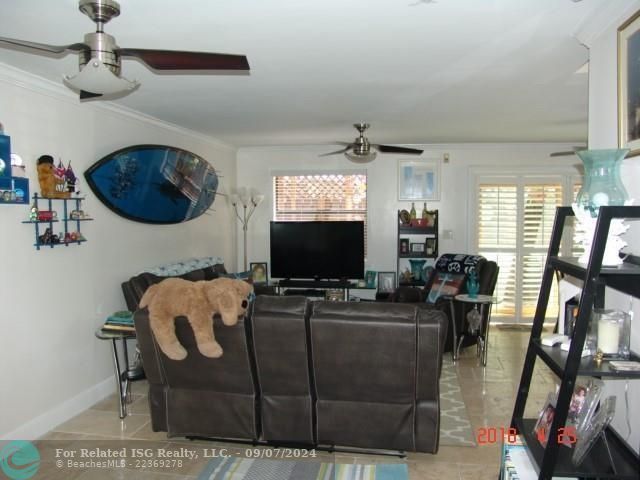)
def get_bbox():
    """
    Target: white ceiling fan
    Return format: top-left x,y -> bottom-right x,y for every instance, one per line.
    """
0,0 -> 250,100
321,123 -> 424,163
